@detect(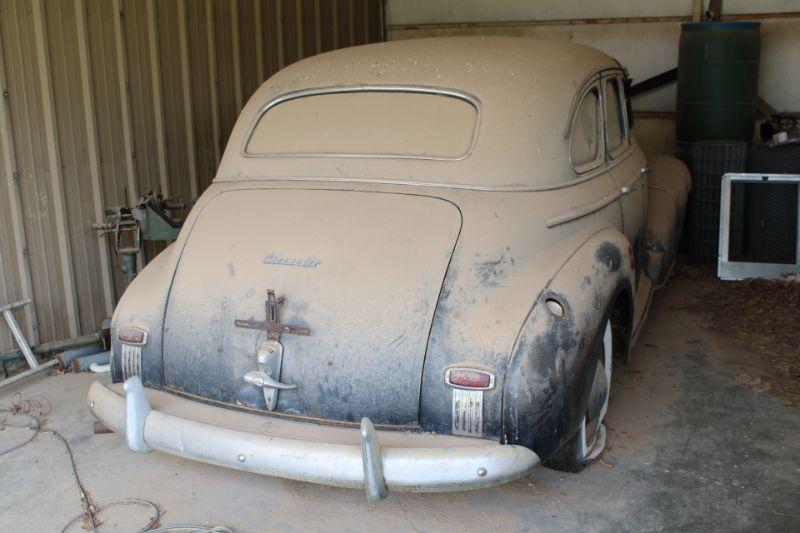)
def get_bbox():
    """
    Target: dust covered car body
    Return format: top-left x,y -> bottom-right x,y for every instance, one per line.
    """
89,37 -> 689,499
